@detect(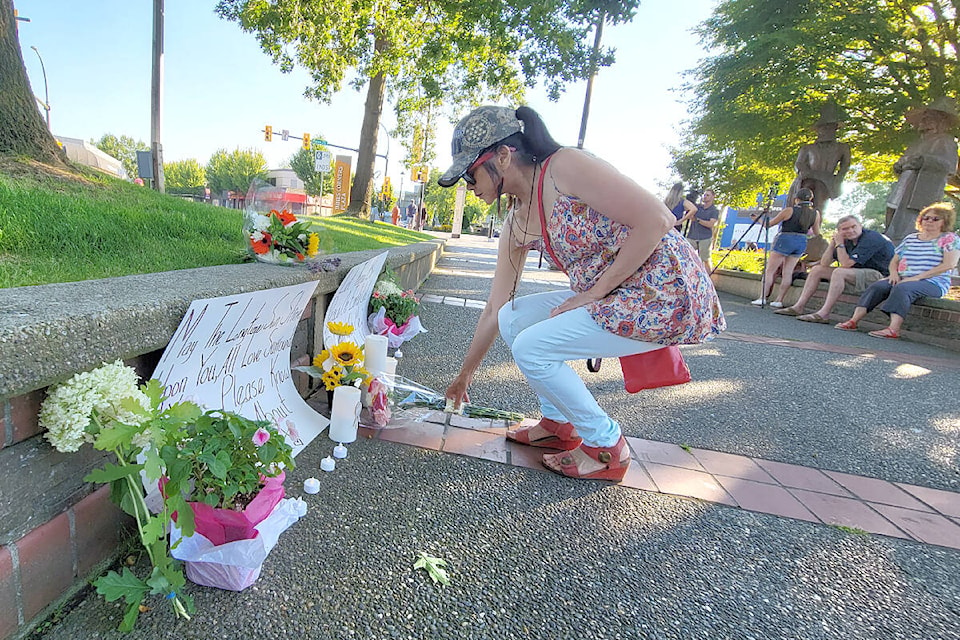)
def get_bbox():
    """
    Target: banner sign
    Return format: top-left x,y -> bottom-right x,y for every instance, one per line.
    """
152,281 -> 326,456
323,252 -> 388,349
333,155 -> 352,214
